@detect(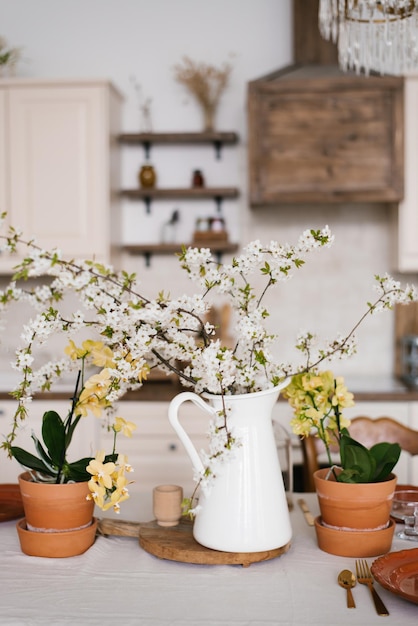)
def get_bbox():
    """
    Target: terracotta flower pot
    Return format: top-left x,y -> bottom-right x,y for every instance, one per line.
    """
313,468 -> 397,531
18,472 -> 94,532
